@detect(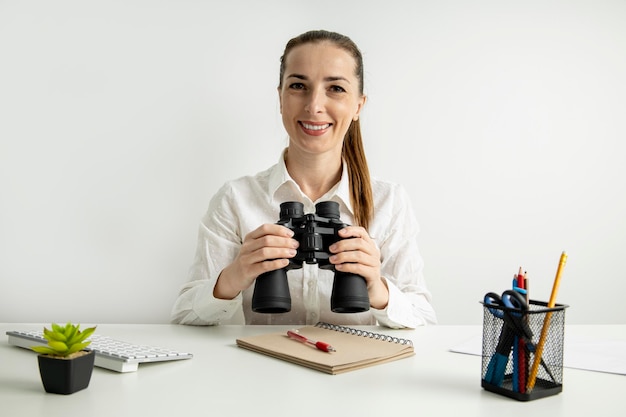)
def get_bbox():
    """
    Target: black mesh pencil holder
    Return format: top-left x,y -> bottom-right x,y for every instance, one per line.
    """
481,299 -> 568,401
